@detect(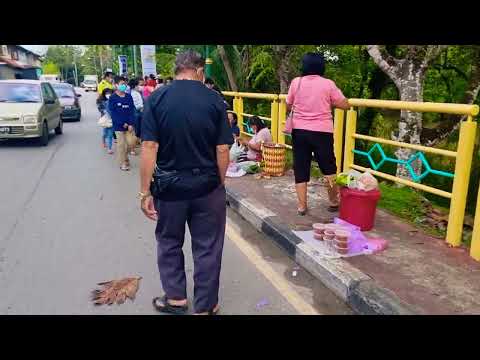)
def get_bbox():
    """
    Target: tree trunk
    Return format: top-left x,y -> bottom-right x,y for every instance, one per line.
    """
367,45 -> 446,181
395,75 -> 425,179
217,45 -> 238,91
272,45 -> 293,93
